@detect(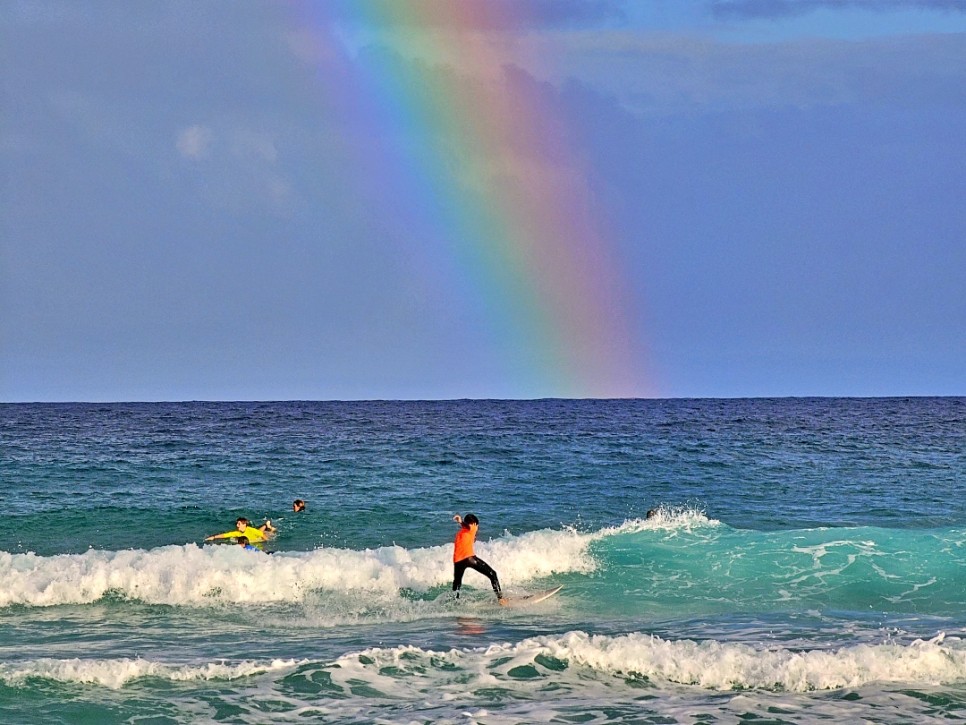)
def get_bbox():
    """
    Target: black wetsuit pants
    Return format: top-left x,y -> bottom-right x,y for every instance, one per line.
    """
453,556 -> 503,599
